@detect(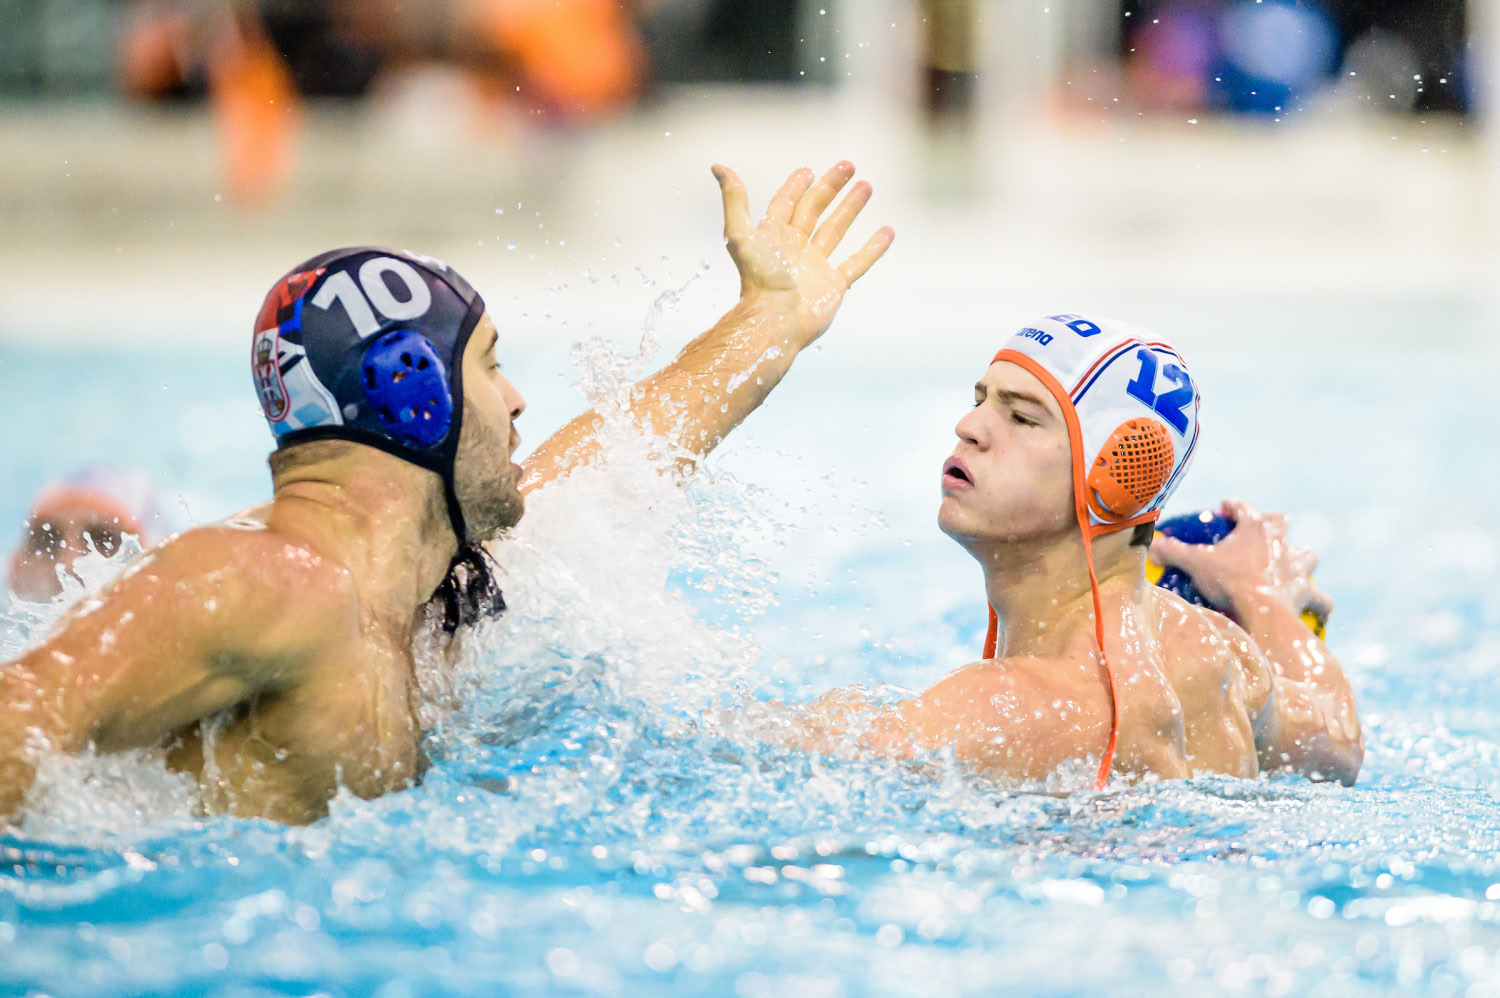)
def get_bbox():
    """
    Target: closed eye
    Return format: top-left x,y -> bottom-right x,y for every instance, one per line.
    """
1012,412 -> 1037,426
